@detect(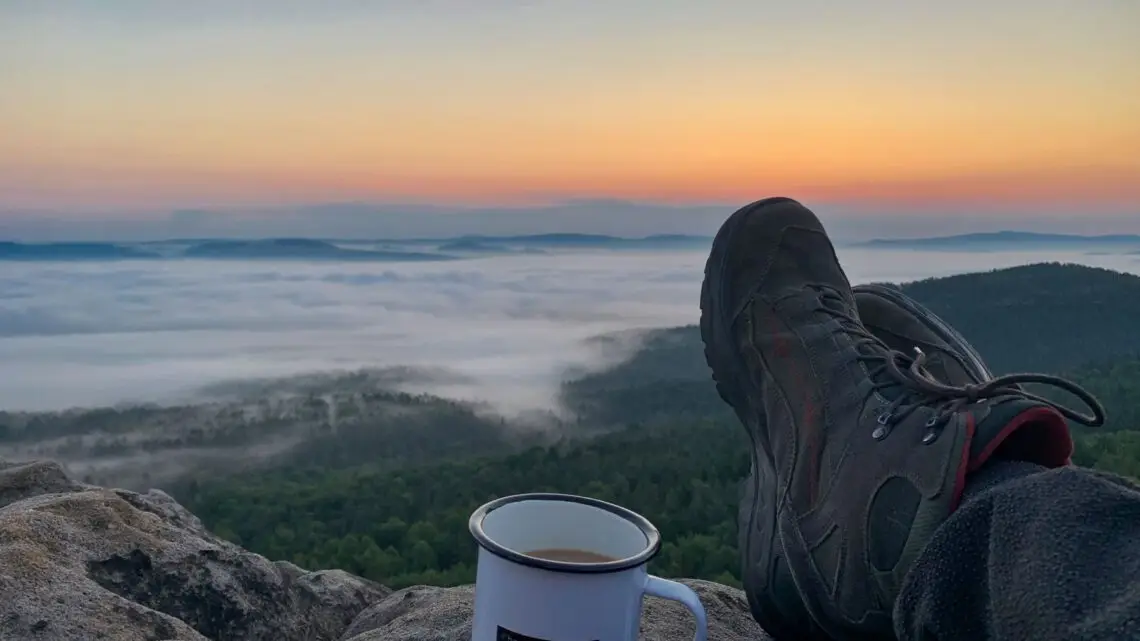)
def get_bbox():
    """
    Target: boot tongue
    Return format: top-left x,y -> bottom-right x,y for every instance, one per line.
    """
967,398 -> 1072,470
